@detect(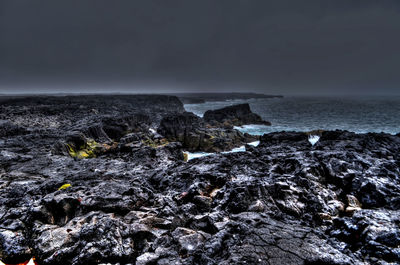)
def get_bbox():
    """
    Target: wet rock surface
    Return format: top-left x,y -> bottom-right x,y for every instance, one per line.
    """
1,95 -> 400,265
